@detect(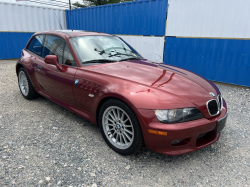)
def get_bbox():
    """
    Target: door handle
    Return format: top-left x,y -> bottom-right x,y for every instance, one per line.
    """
37,65 -> 42,70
